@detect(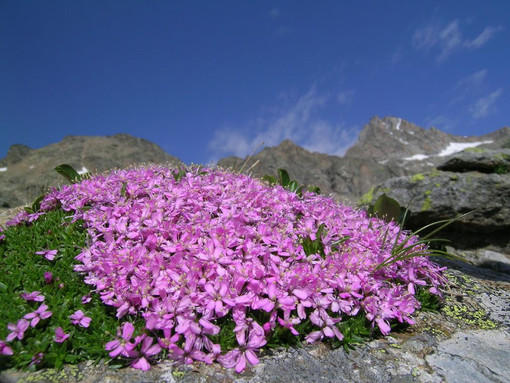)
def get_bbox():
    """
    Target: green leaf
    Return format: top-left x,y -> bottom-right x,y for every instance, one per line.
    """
372,194 -> 401,223
307,186 -> 321,195
55,164 -> 81,184
31,195 -> 45,213
172,168 -> 187,182
288,180 -> 298,192
262,175 -> 278,185
278,169 -> 291,187
120,182 -> 128,198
